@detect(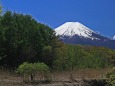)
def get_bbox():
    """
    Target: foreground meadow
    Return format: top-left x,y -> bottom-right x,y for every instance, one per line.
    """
0,68 -> 110,86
